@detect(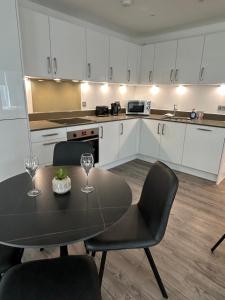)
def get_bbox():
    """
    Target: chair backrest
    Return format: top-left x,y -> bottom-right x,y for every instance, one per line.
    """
138,161 -> 179,243
53,141 -> 94,166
